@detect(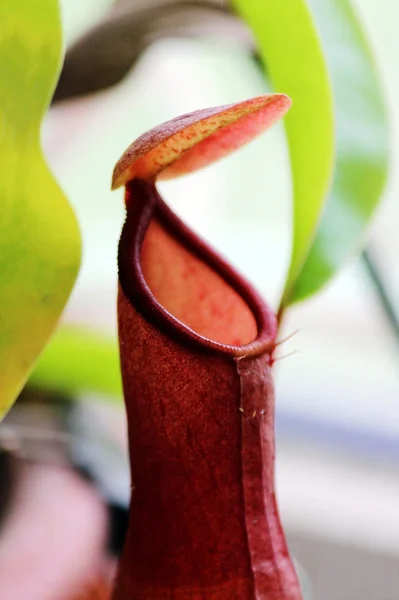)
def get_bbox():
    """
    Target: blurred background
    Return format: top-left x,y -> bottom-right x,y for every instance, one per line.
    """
1,1 -> 398,598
